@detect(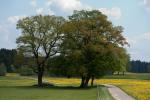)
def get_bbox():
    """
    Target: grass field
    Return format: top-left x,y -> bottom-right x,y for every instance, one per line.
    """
0,74 -> 113,100
96,79 -> 150,100
97,85 -> 114,100
44,78 -> 150,100
102,72 -> 150,80
0,73 -> 150,100
44,72 -> 150,100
